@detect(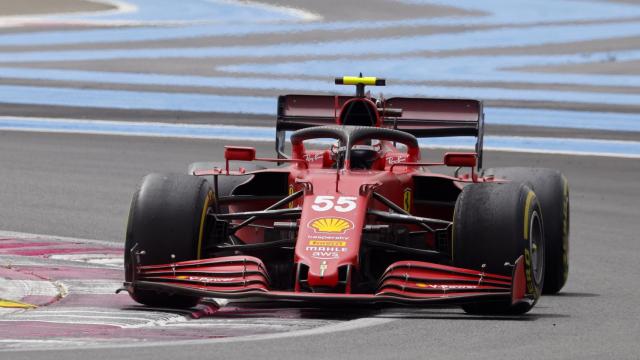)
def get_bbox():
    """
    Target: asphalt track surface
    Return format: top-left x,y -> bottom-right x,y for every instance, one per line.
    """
1,132 -> 639,359
1,0 -> 640,359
